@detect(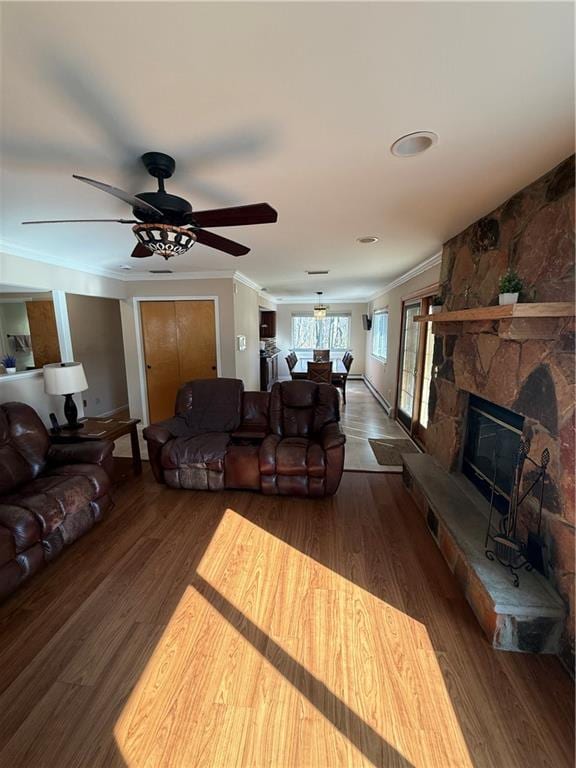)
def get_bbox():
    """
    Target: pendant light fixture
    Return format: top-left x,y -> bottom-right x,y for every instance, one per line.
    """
313,291 -> 328,319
